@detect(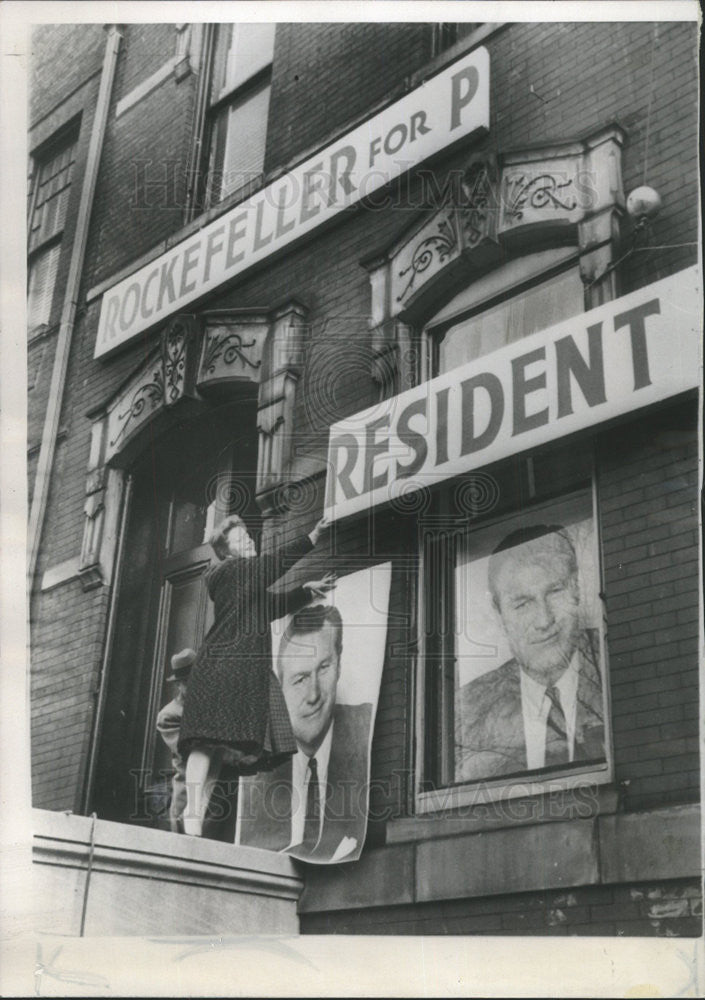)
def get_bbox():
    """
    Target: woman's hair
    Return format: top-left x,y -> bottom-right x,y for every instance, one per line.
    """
209,514 -> 248,560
